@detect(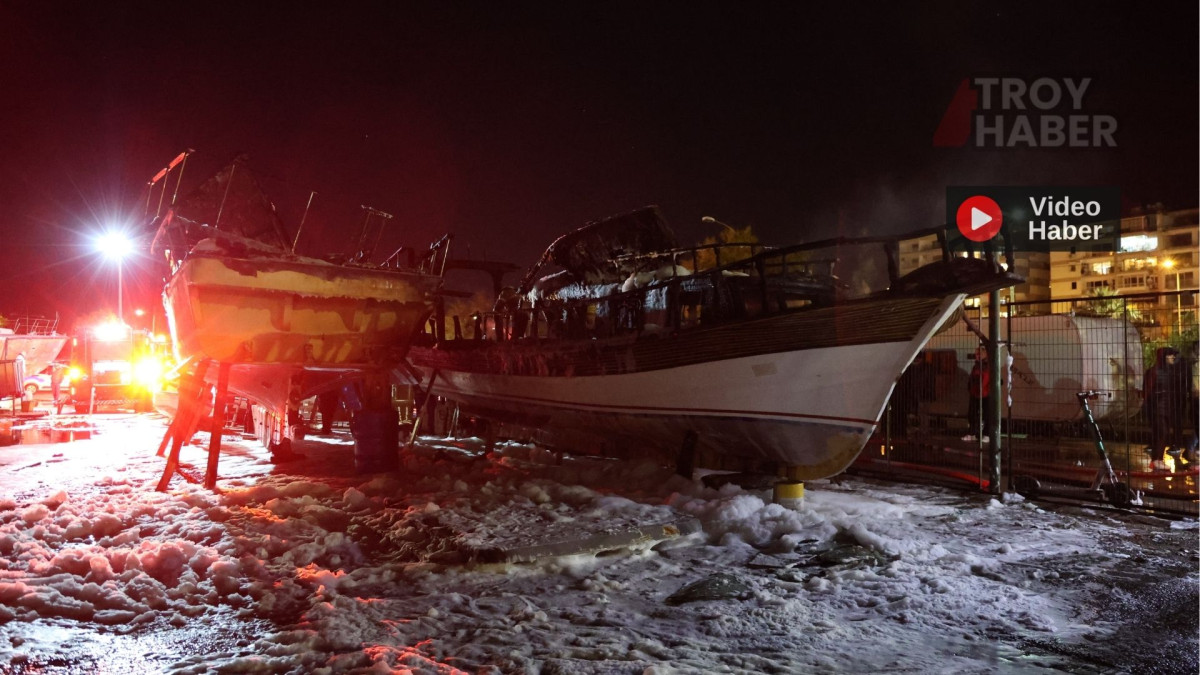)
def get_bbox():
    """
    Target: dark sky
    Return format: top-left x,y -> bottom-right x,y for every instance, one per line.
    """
0,1 -> 1196,327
